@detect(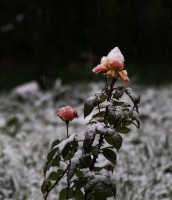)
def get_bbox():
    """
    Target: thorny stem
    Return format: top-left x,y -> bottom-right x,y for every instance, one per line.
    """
44,166 -> 69,200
